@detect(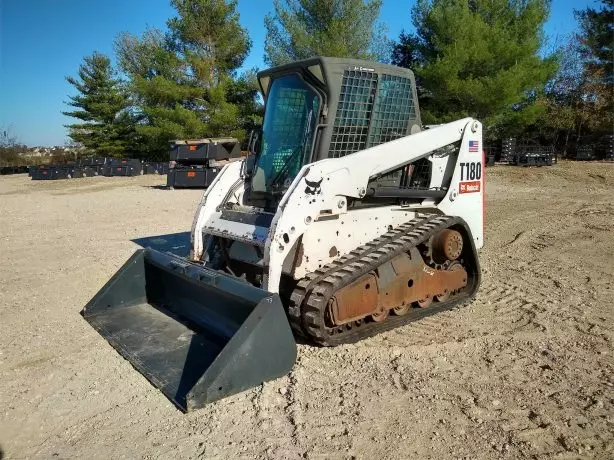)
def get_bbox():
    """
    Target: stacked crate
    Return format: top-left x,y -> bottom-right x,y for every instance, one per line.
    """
501,138 -> 516,163
143,162 -> 169,175
601,134 -> 613,161
102,158 -> 142,177
511,146 -> 554,166
167,138 -> 241,189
